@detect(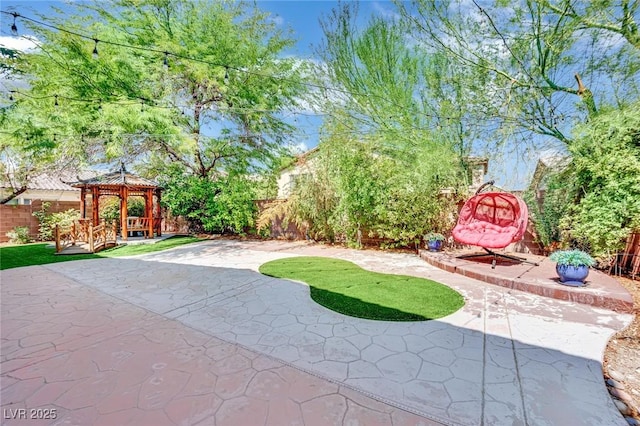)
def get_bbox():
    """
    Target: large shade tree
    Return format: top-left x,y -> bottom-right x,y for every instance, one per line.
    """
394,0 -> 640,148
392,0 -> 640,255
2,0 -> 307,232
